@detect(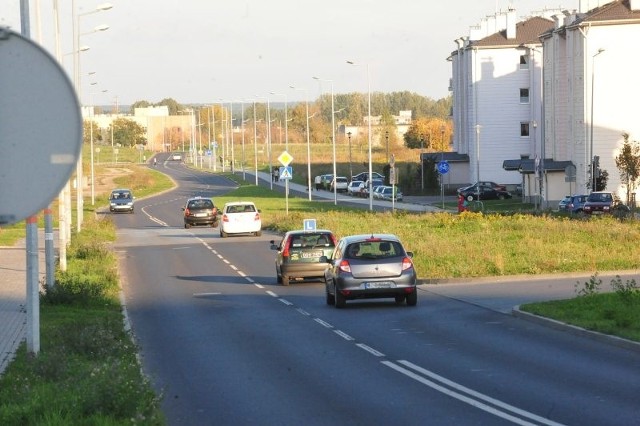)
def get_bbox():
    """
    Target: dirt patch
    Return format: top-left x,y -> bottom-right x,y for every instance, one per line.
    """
88,167 -> 134,197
